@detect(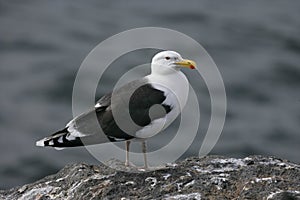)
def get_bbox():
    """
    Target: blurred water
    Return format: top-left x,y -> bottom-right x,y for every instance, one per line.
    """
1,0 -> 300,189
